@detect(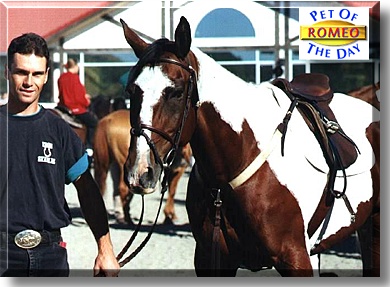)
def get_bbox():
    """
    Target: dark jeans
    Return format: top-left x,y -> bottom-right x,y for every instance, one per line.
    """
0,232 -> 69,277
75,112 -> 98,149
